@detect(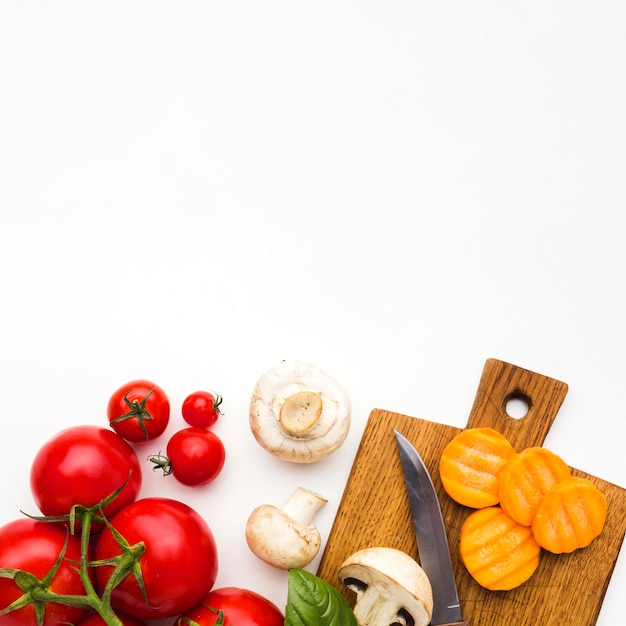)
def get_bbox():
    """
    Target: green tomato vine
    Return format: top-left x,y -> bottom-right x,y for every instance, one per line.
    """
0,477 -> 145,626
